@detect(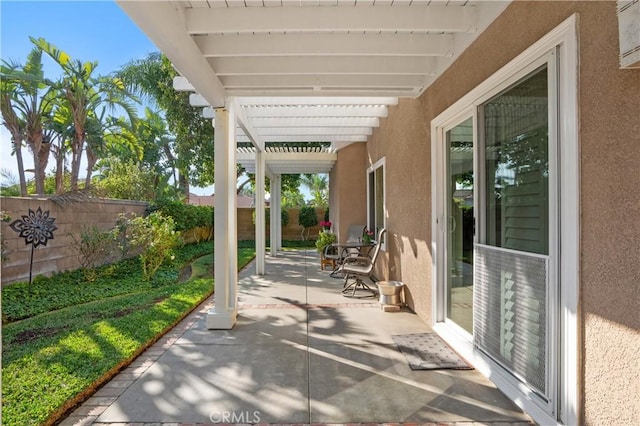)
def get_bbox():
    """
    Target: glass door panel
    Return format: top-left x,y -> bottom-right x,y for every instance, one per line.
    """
446,117 -> 474,333
475,65 -> 551,399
